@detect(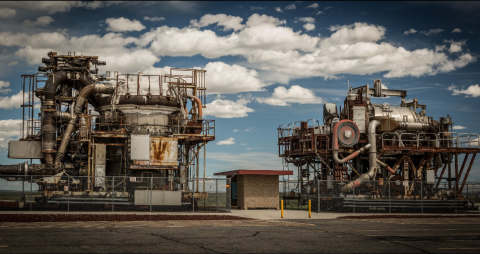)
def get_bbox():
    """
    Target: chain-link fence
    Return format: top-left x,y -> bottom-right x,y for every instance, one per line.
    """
0,175 -> 230,212
280,179 -> 480,213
